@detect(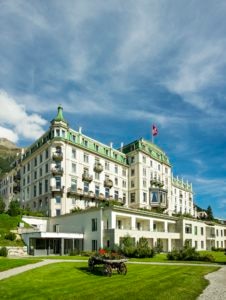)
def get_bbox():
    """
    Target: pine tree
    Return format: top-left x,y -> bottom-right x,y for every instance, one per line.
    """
206,205 -> 214,220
